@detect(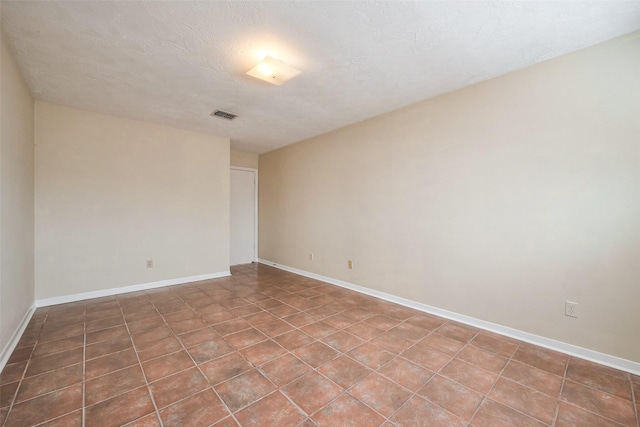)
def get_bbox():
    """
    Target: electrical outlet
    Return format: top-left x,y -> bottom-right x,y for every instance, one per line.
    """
146,259 -> 153,268
565,301 -> 578,318
309,253 -> 314,261
347,260 -> 353,269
